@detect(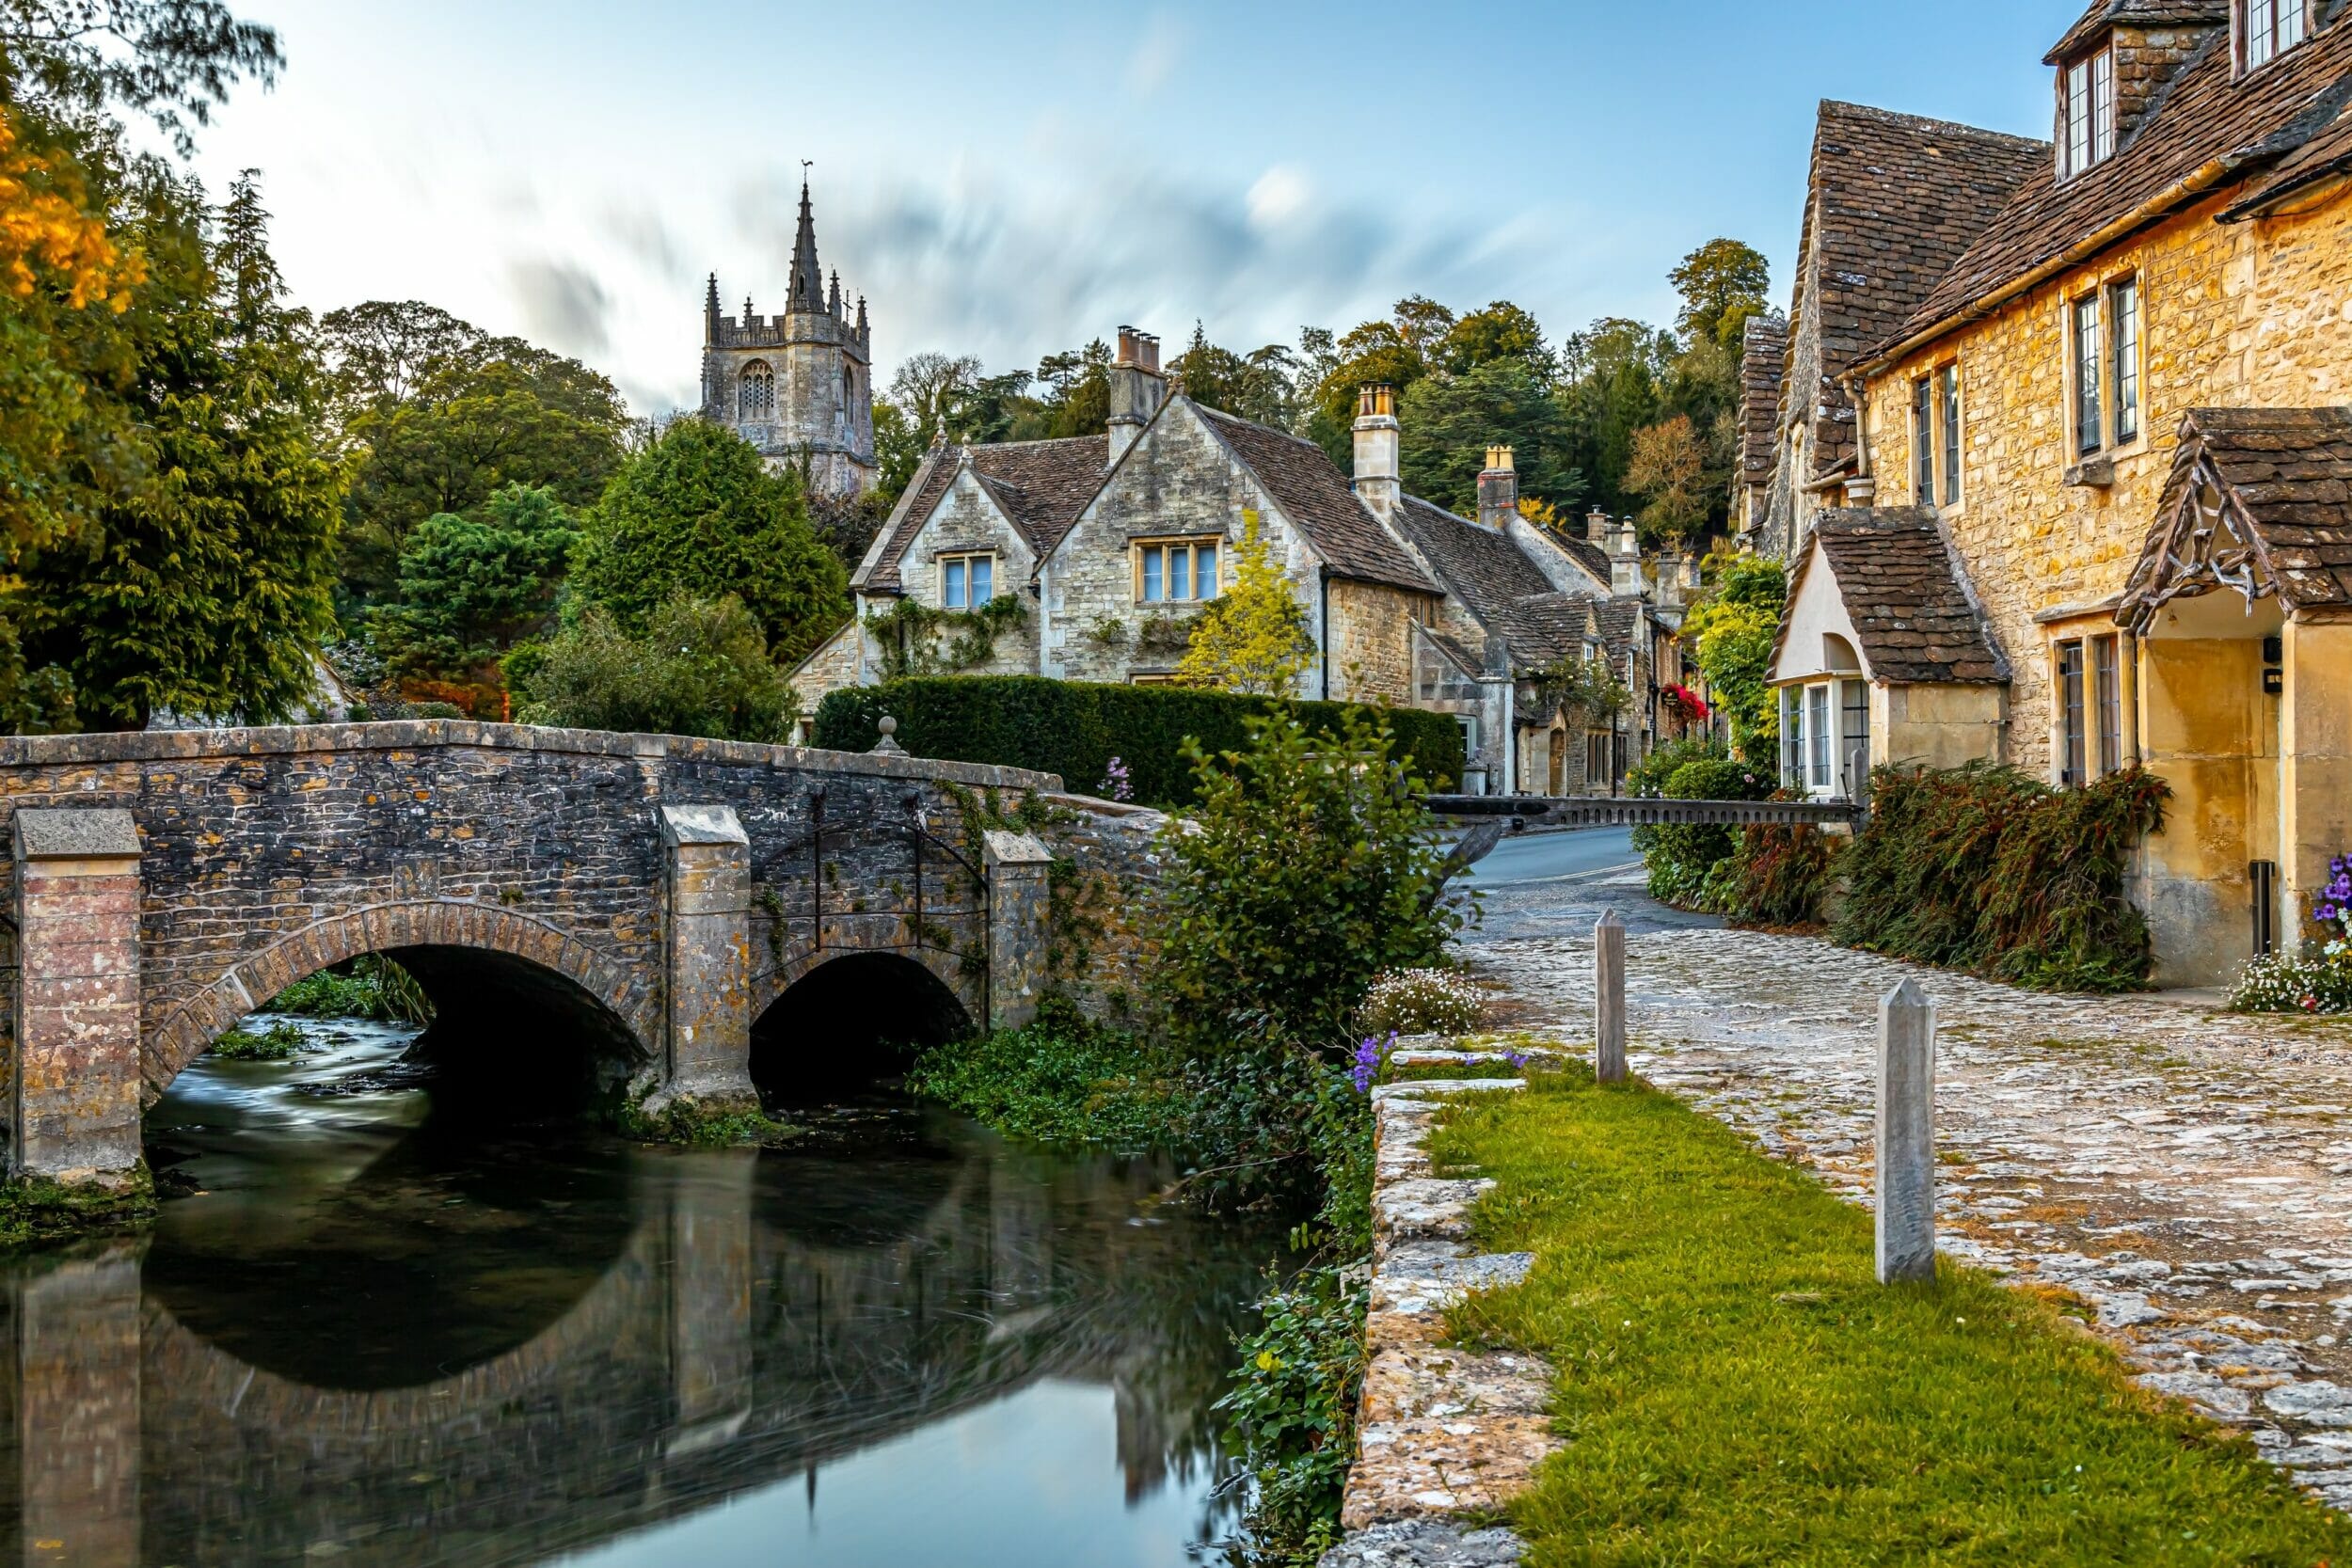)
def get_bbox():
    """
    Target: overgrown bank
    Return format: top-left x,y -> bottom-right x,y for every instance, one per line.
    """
1436,1072 -> 2352,1564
